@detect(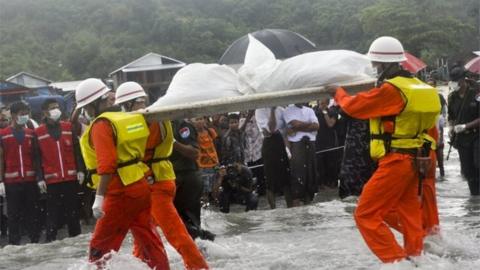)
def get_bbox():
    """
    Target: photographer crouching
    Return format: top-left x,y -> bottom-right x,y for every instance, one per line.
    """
217,162 -> 259,213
